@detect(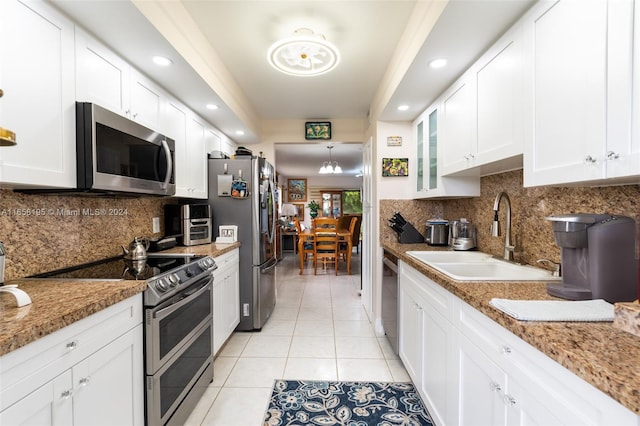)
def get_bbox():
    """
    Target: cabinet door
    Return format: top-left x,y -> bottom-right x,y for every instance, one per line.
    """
75,28 -> 130,115
524,0 -> 608,186
177,114 -> 207,199
129,69 -> 164,130
398,283 -> 423,385
72,325 -> 143,426
475,24 -> 524,166
421,307 -> 453,426
457,335 -> 507,426
223,260 -> 240,337
0,0 -> 75,188
0,370 -> 73,426
440,74 -> 476,175
165,100 -> 189,197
